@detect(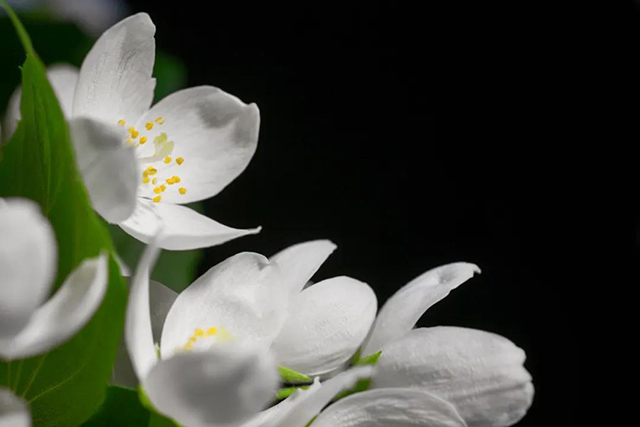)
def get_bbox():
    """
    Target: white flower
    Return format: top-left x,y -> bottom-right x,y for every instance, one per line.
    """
3,13 -> 261,251
0,387 -> 30,427
313,263 -> 535,427
0,198 -> 107,361
124,240 -> 377,426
